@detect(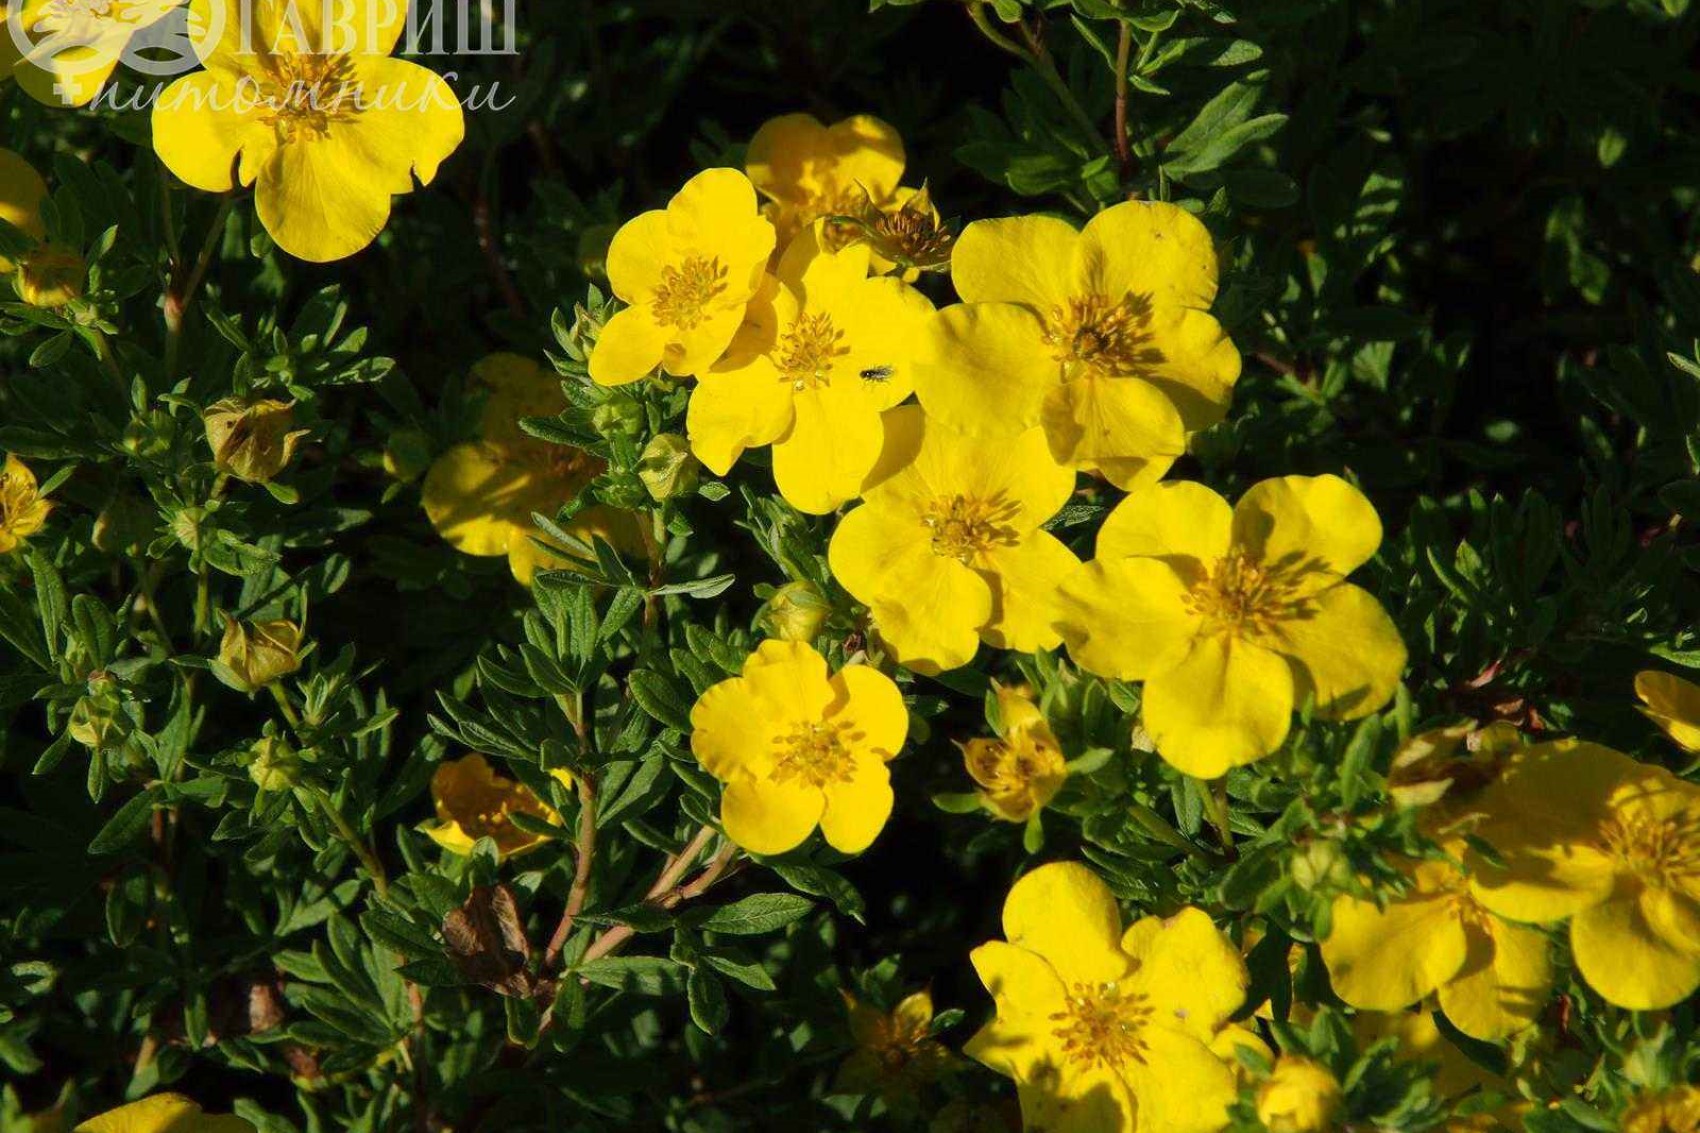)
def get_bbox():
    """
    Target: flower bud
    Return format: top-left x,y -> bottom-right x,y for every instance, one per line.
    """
761,581 -> 830,643
122,409 -> 177,459
204,397 -> 308,484
216,614 -> 304,693
382,427 -> 432,484
92,492 -> 154,557
1289,839 -> 1351,893
248,734 -> 303,792
68,671 -> 130,751
637,433 -> 699,501
16,243 -> 85,307
591,400 -> 645,442
1256,1056 -> 1343,1133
